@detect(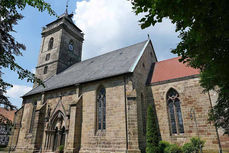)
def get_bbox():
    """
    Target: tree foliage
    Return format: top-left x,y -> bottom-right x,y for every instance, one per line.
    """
0,0 -> 55,96
146,105 -> 161,153
131,0 -> 229,131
